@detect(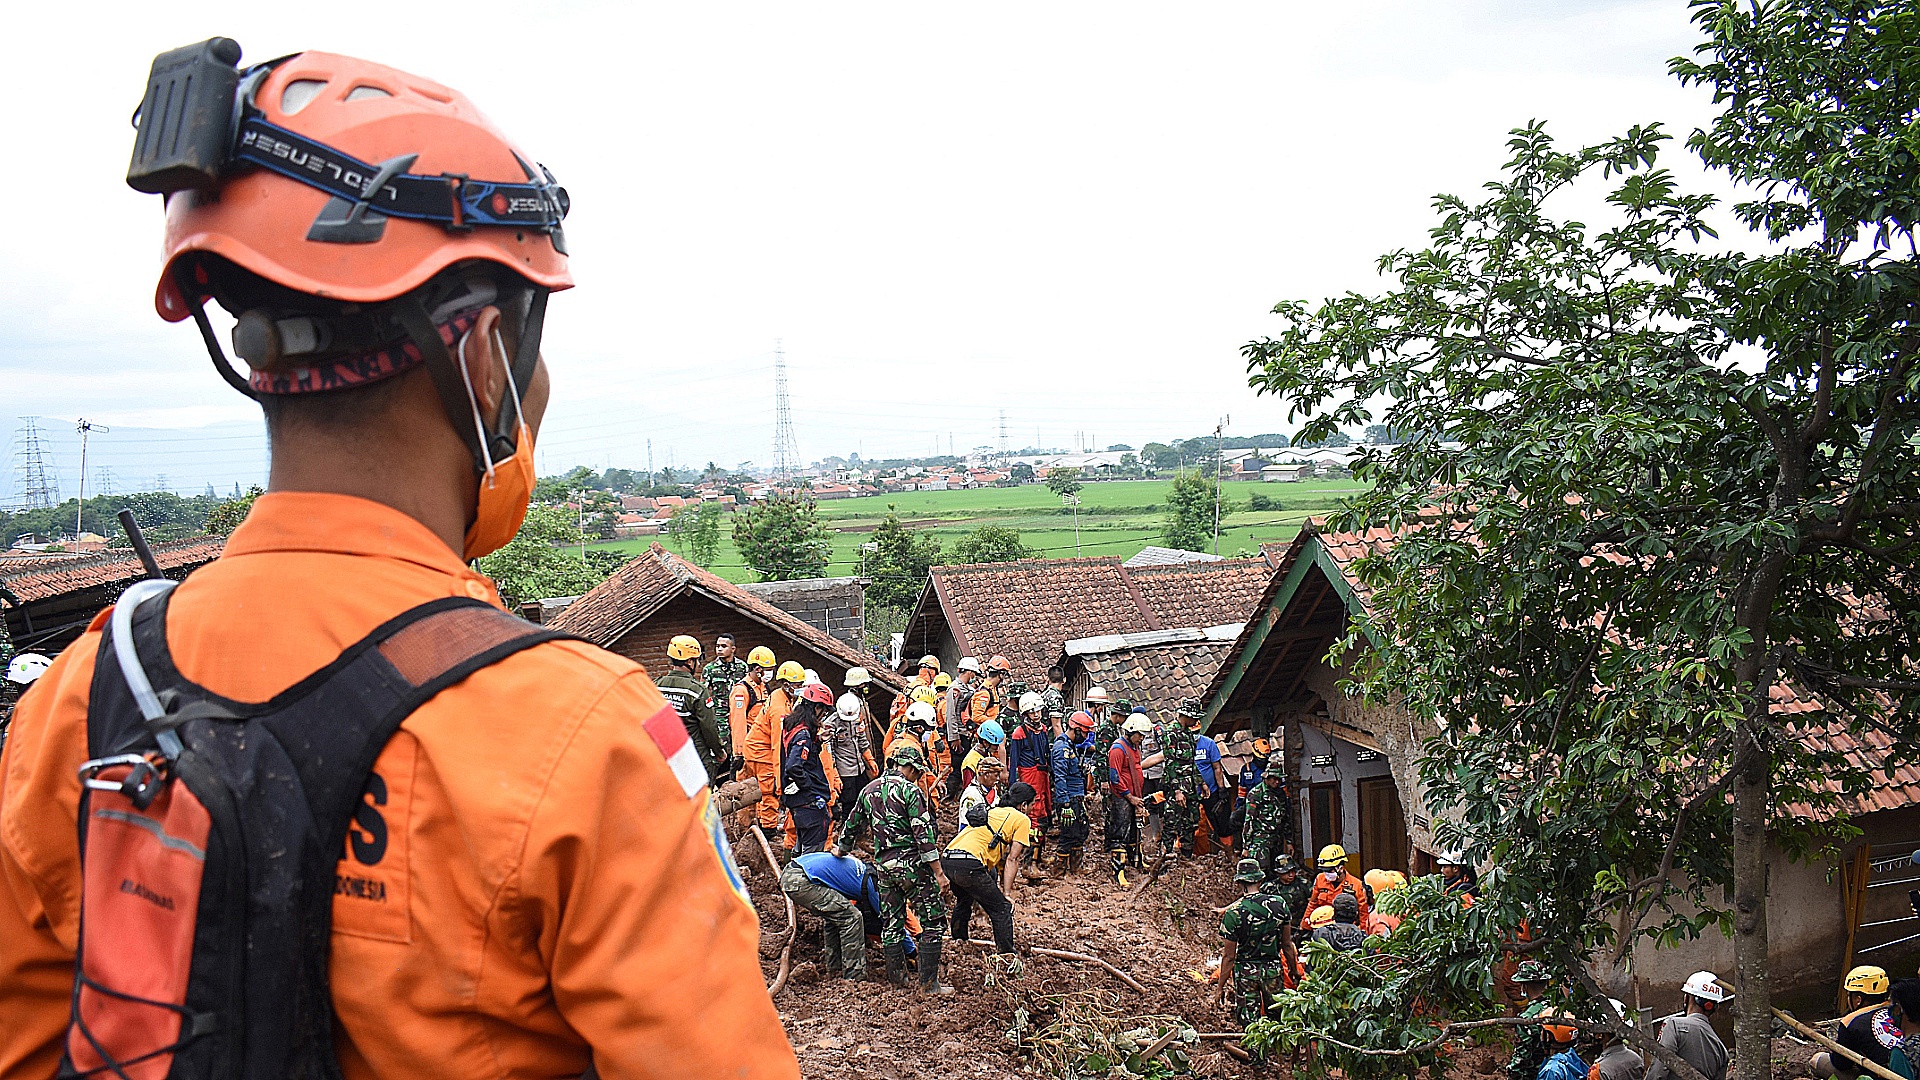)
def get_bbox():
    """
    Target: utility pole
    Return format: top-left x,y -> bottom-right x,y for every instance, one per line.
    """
15,417 -> 58,510
75,419 -> 109,542
772,340 -> 798,483
1212,416 -> 1227,556
1064,493 -> 1081,556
